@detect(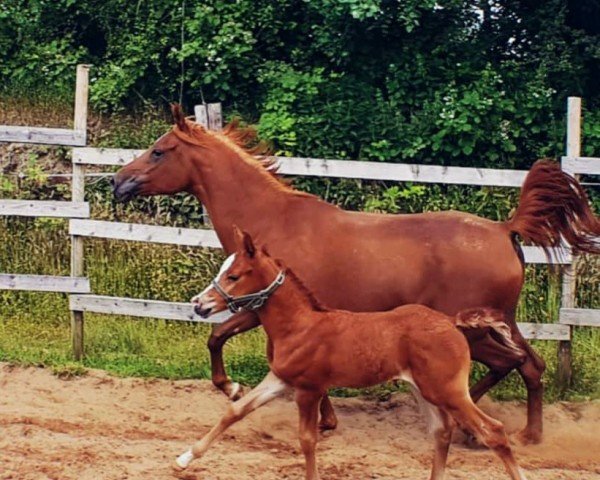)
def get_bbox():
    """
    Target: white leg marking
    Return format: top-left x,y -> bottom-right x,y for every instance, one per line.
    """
175,449 -> 194,469
181,370 -> 289,467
